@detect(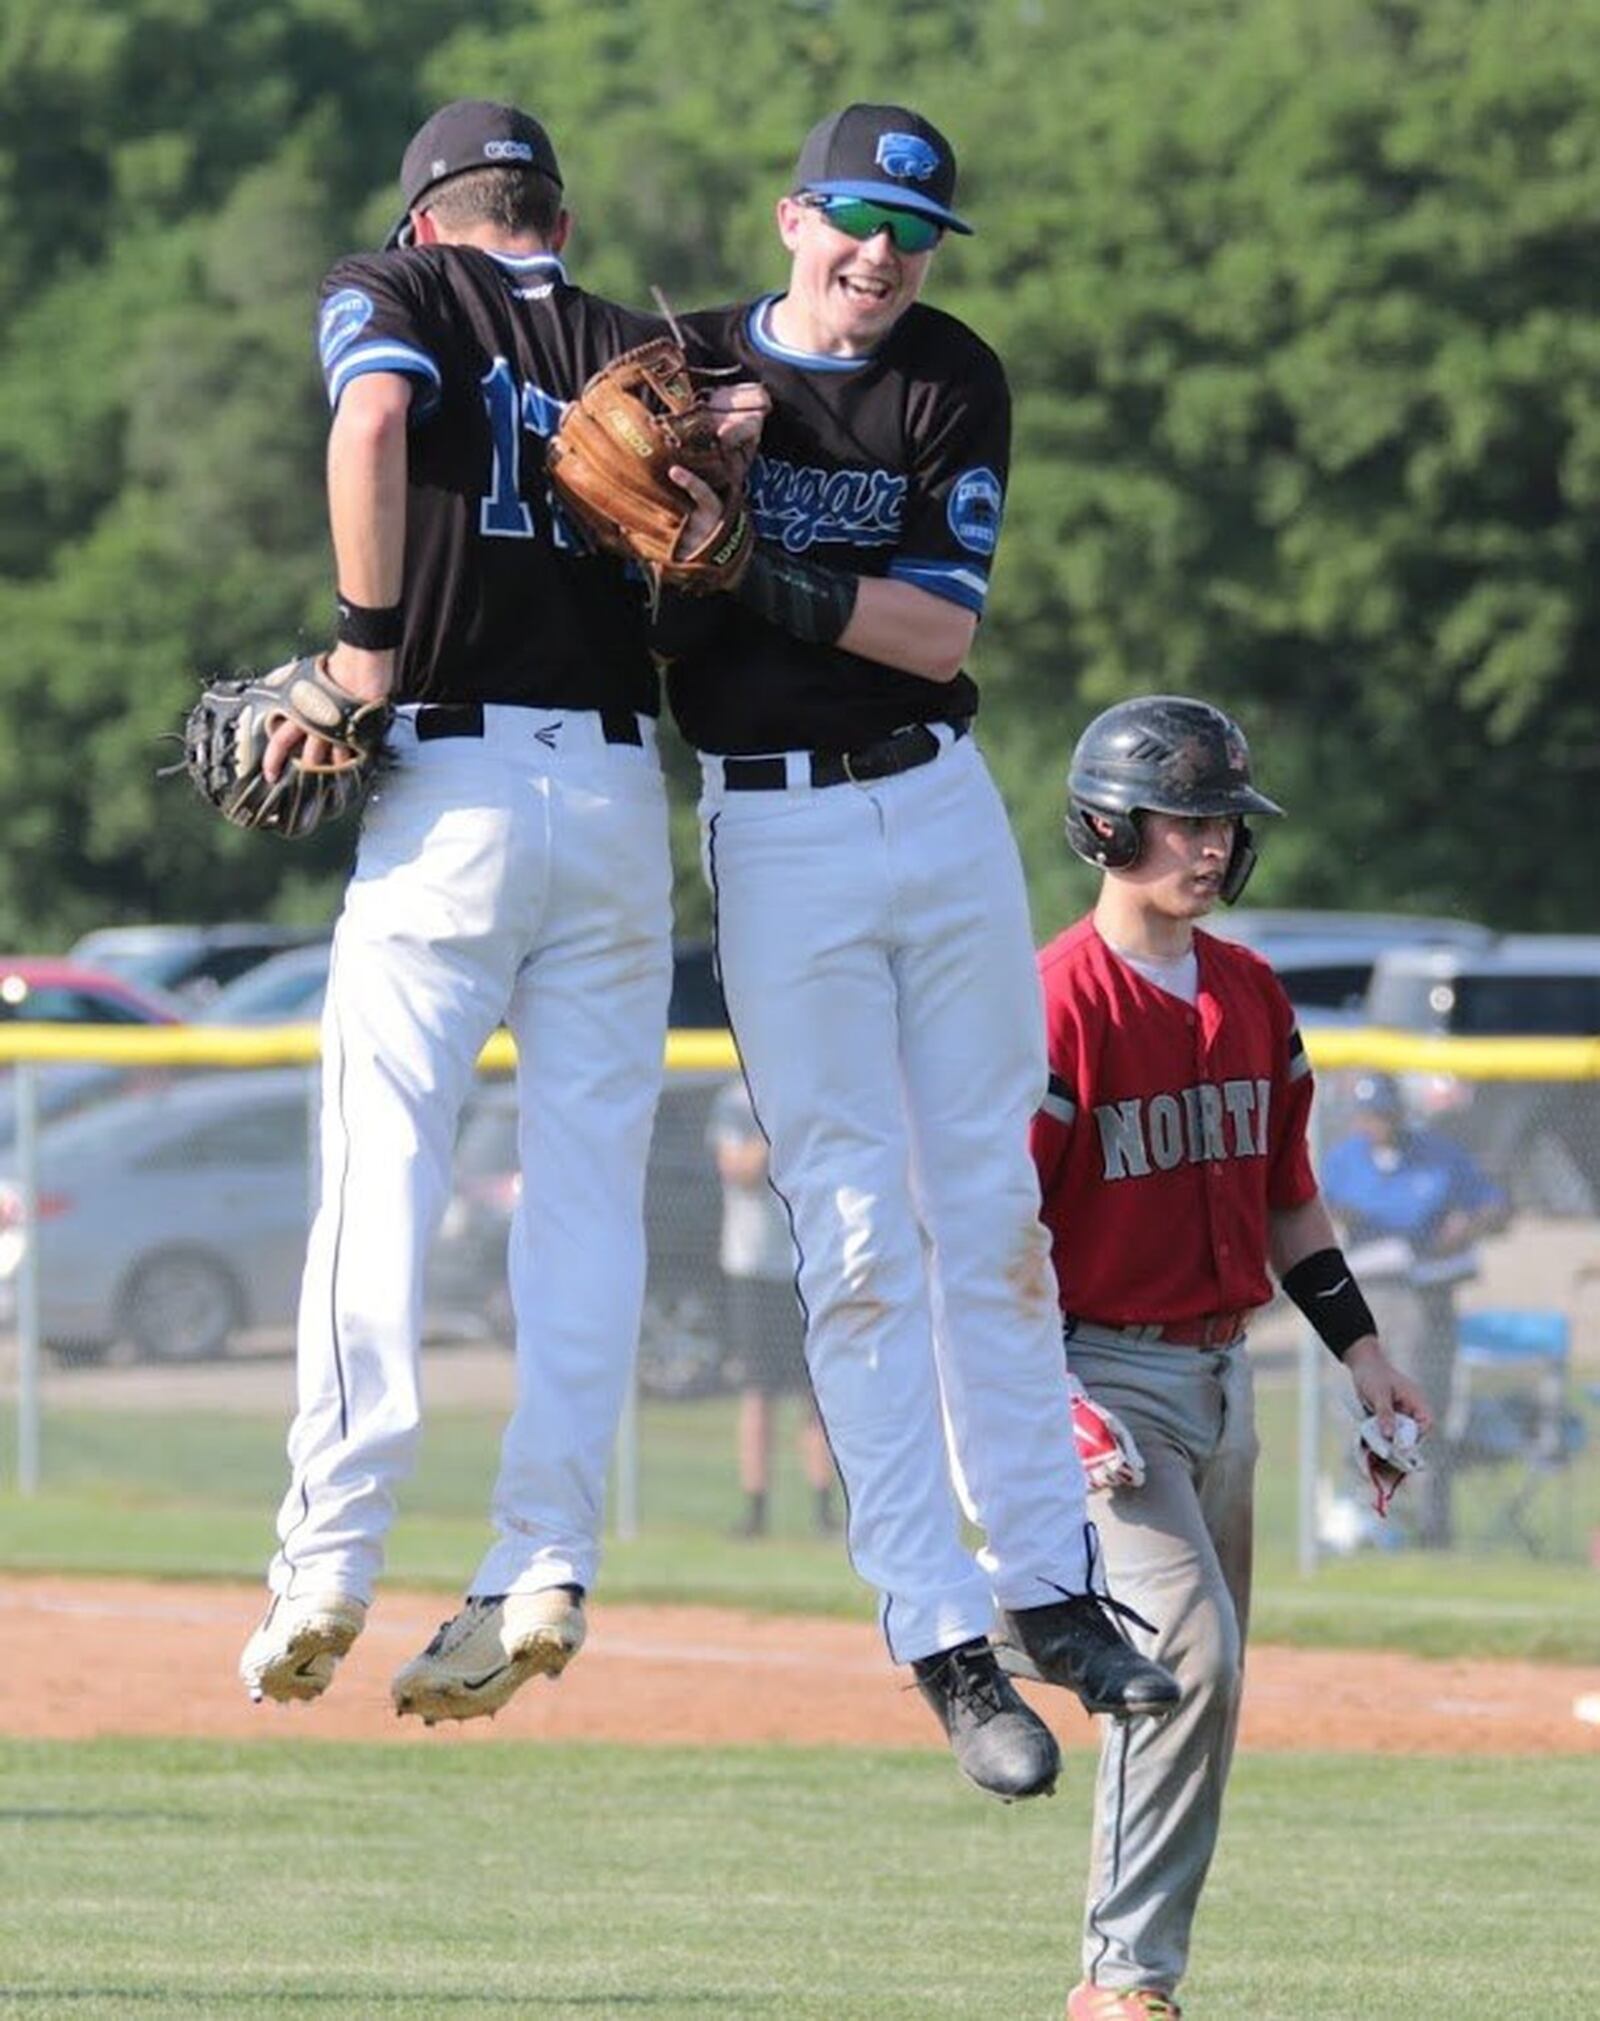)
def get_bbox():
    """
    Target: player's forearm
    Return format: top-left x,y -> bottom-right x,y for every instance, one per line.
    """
1273,1193 -> 1381,1361
731,552 -> 975,681
837,576 -> 976,682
